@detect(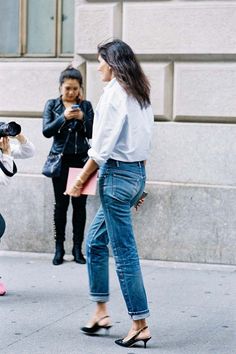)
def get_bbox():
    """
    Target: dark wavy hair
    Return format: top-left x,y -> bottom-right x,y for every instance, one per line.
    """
97,39 -> 150,108
59,65 -> 83,87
